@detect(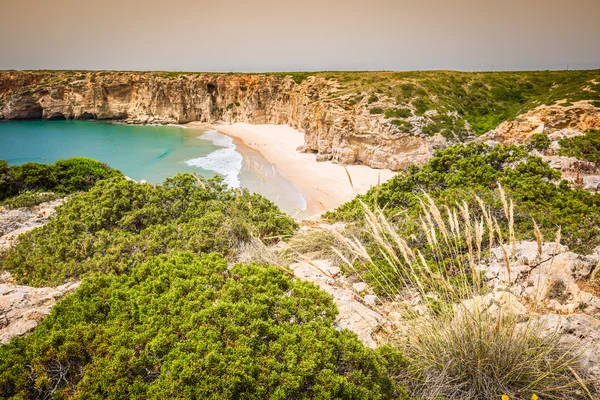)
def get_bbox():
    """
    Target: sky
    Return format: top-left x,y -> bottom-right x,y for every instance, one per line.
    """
2,0 -> 599,72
